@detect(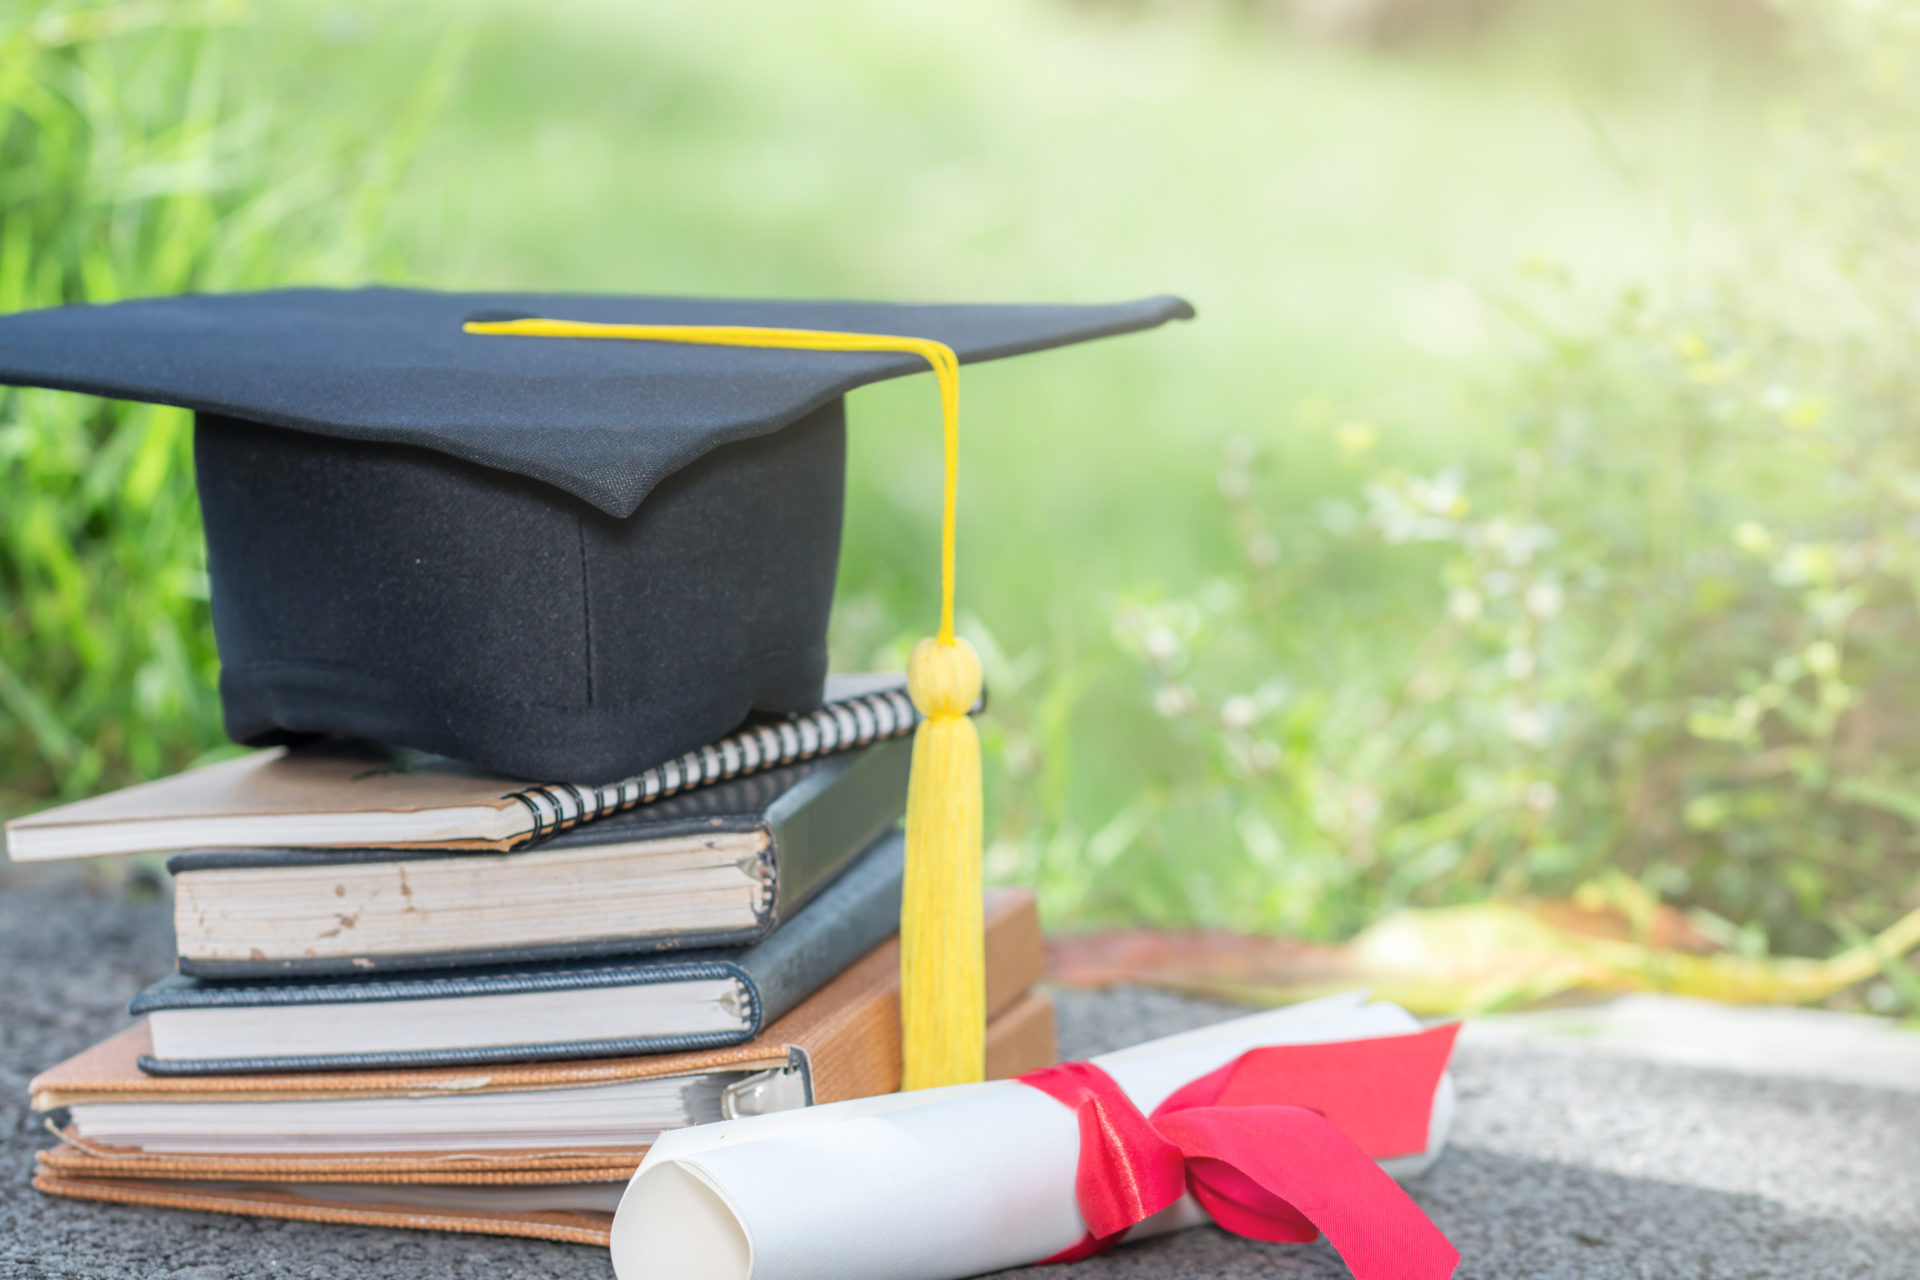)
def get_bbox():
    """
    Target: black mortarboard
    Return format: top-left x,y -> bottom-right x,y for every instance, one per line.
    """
0,287 -> 1192,782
